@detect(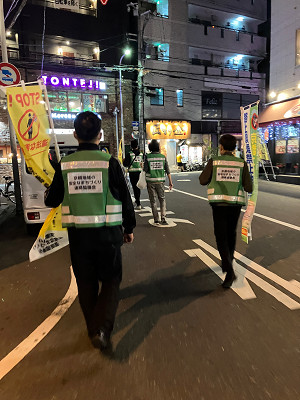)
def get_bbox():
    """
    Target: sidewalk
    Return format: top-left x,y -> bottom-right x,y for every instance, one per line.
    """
0,200 -> 15,225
